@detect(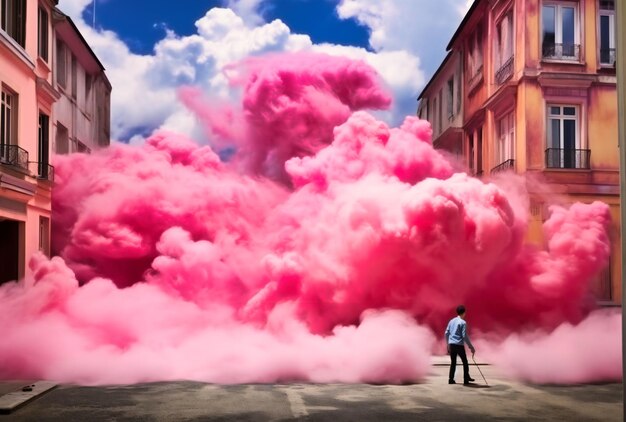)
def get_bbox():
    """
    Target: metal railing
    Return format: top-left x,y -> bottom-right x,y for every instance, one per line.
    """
542,43 -> 581,61
495,55 -> 514,84
491,158 -> 515,174
28,161 -> 55,182
0,144 -> 29,172
545,148 -> 590,169
600,48 -> 616,66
